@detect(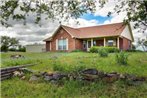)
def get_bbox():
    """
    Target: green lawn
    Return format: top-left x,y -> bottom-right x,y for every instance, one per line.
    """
1,52 -> 147,98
